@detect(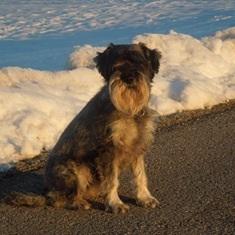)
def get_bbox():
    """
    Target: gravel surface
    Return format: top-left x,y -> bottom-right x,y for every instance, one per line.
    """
0,103 -> 234,235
